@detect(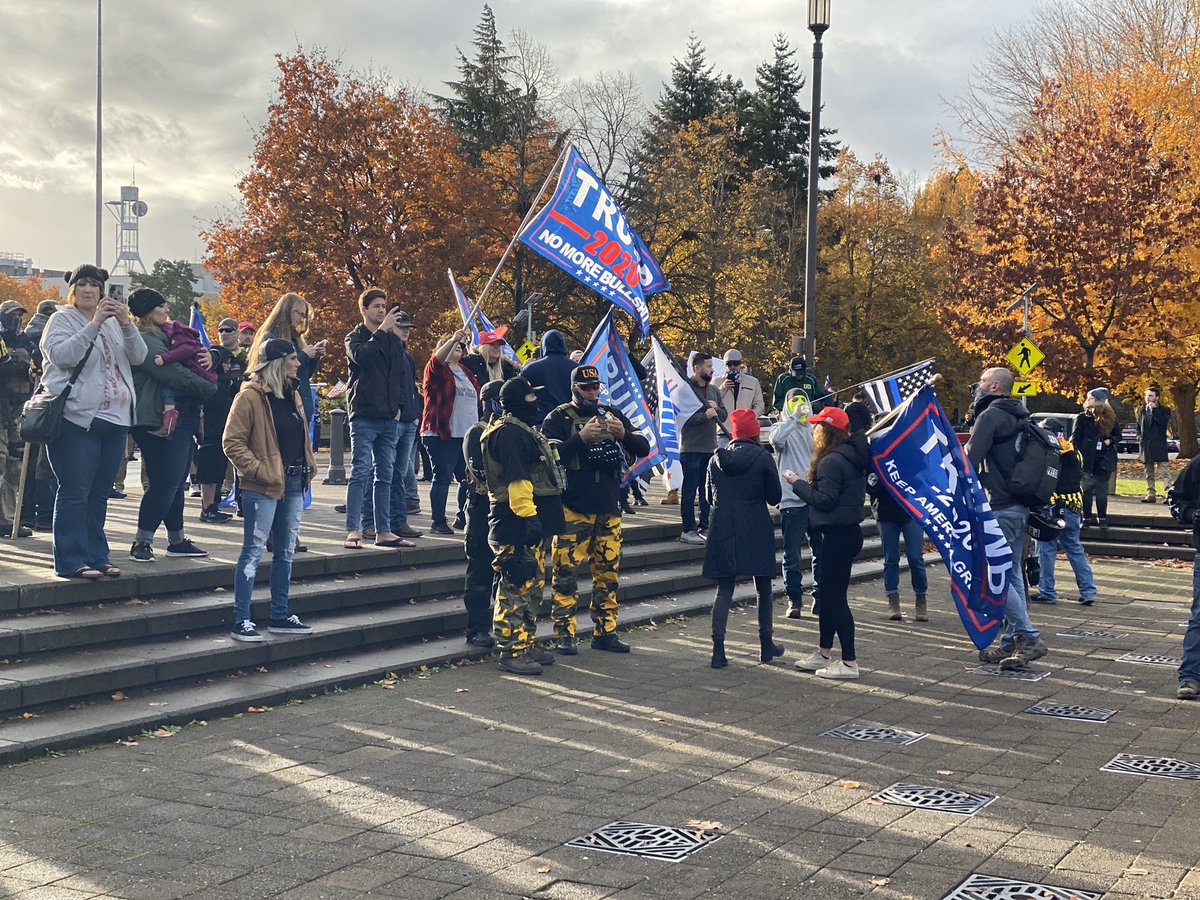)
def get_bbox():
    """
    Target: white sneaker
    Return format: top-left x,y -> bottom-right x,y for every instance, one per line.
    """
817,660 -> 861,679
679,531 -> 705,545
794,651 -> 833,672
